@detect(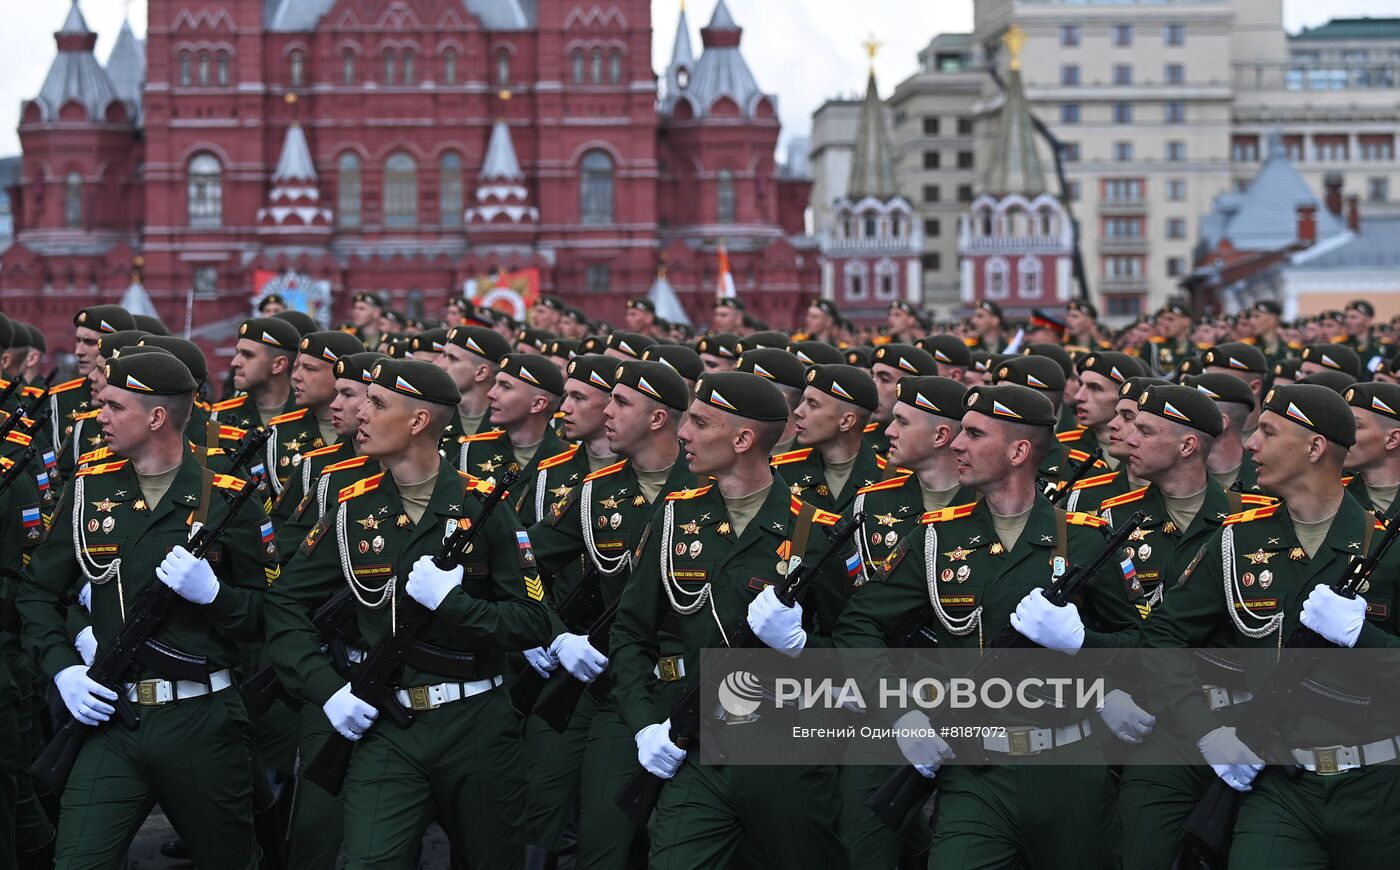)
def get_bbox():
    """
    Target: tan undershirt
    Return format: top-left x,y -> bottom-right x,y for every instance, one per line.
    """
989,504 -> 1034,553
586,447 -> 618,476
823,452 -> 859,501
1162,487 -> 1208,534
724,482 -> 772,539
316,415 -> 338,447
256,403 -> 283,428
1293,511 -> 1338,559
920,484 -> 962,514
459,409 -> 487,436
397,474 -> 438,526
773,438 -> 798,457
1102,453 -> 1121,470
1209,465 -> 1241,492
135,465 -> 181,511
513,439 -> 543,472
1367,482 -> 1400,515
634,463 -> 675,505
